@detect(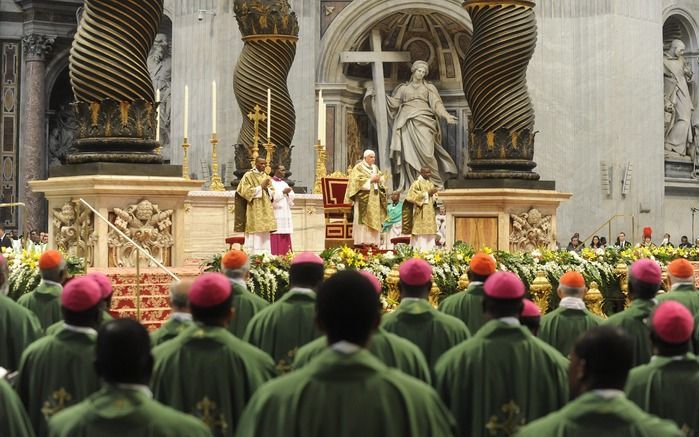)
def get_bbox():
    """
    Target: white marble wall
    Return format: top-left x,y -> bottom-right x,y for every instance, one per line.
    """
529,0 -> 666,245
166,0 -> 319,189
